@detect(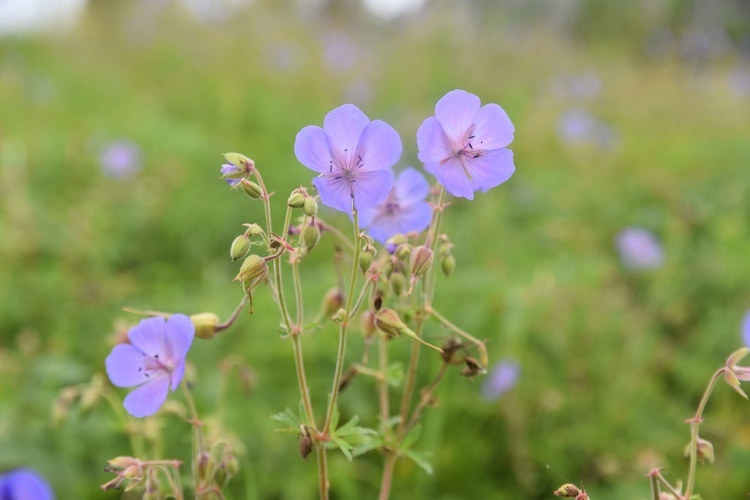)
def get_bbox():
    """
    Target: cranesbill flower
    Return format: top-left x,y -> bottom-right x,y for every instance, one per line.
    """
105,315 -> 194,418
615,227 -> 664,270
0,468 -> 54,500
294,104 -> 401,213
417,90 -> 515,200
99,140 -> 142,179
742,310 -> 750,347
359,167 -> 432,244
481,359 -> 519,401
